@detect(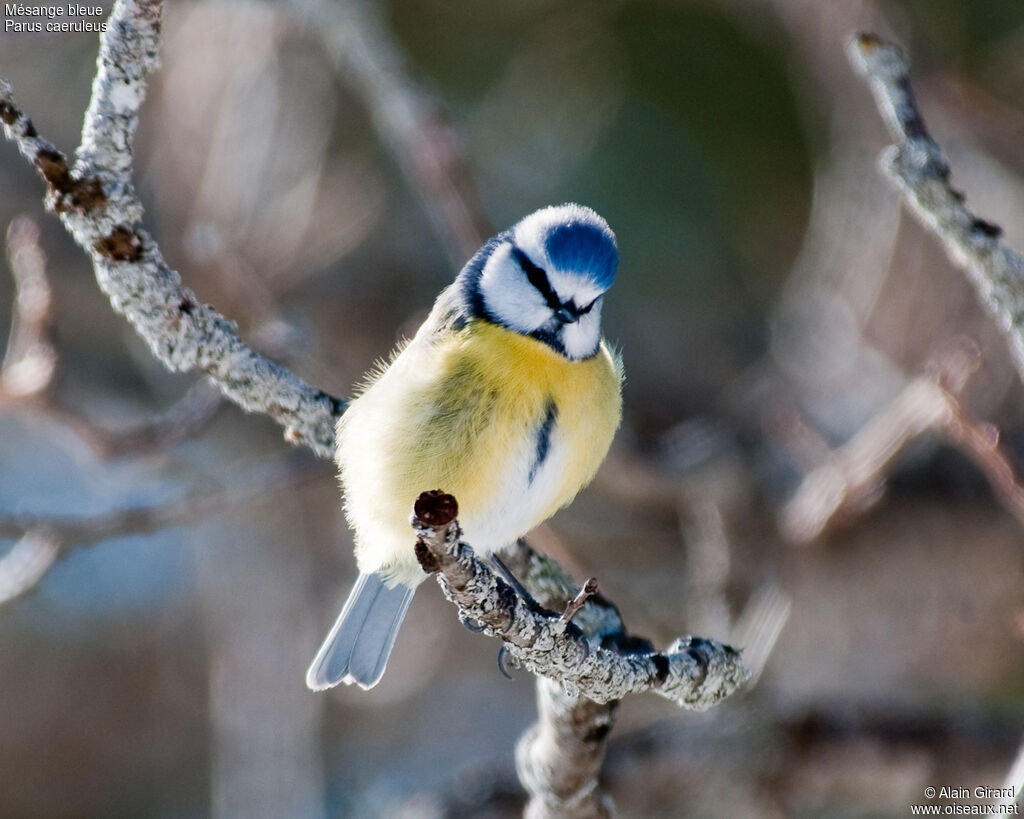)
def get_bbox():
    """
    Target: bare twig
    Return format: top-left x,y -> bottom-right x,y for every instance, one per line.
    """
939,390 -> 1024,527
731,584 -> 792,685
678,478 -> 734,638
849,33 -> 1024,385
0,533 -> 60,605
560,578 -> 598,625
0,0 -> 345,458
780,368 -> 957,543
